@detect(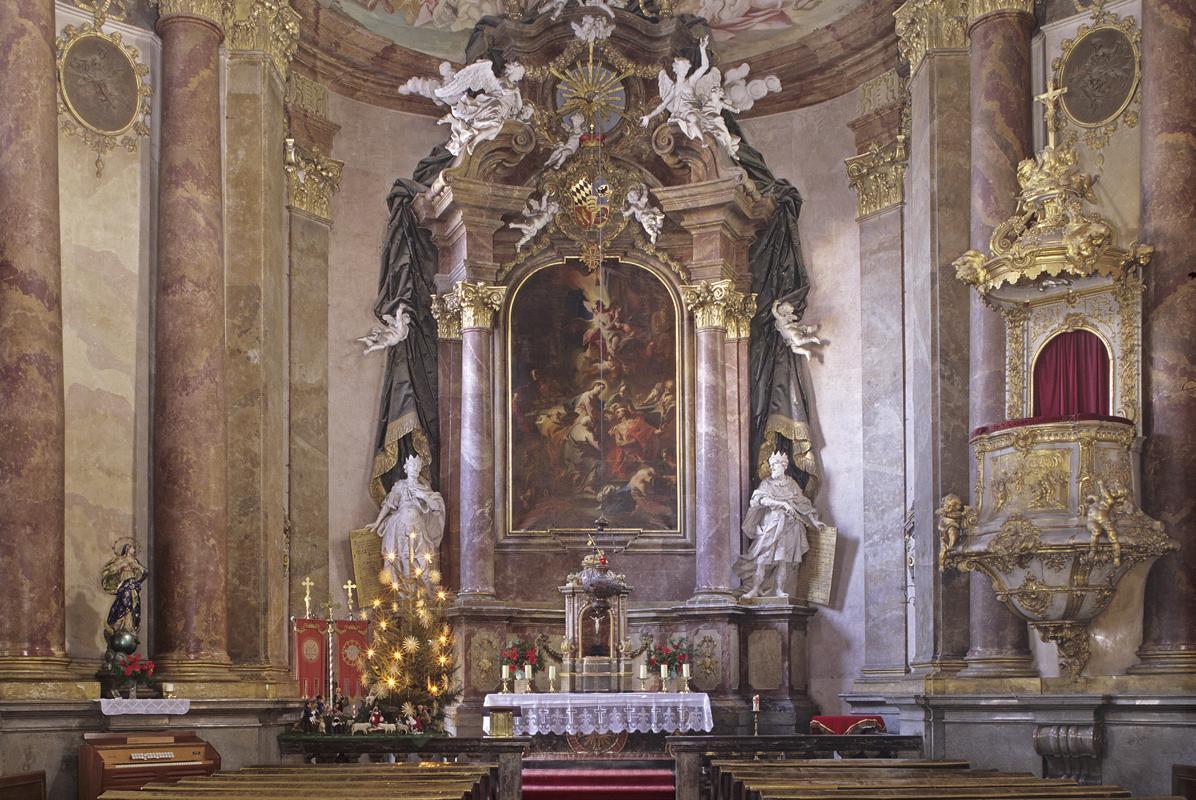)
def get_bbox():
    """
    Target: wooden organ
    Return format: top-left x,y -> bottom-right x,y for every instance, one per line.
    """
78,732 -> 219,800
